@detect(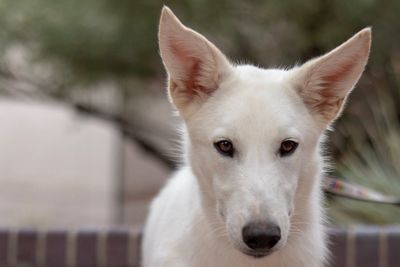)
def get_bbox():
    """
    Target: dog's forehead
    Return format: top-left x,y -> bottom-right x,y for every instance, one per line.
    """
217,65 -> 301,122
234,65 -> 289,83
224,65 -> 294,102
191,65 -> 309,139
